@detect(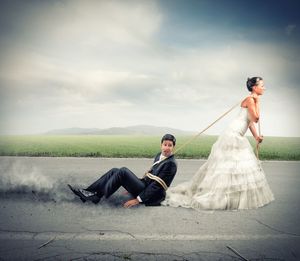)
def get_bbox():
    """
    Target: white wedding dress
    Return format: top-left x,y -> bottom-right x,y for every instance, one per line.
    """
163,107 -> 274,210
